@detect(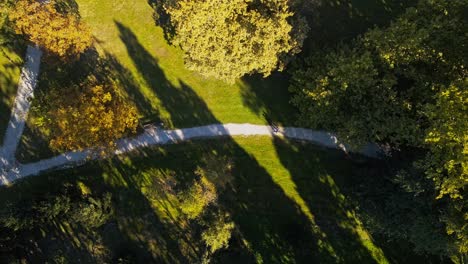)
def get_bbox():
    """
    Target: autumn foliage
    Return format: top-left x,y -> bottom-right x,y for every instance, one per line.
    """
165,0 -> 308,82
9,0 -> 92,58
35,83 -> 138,152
